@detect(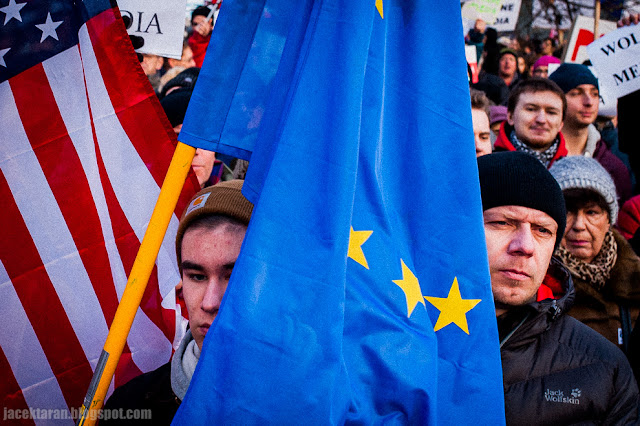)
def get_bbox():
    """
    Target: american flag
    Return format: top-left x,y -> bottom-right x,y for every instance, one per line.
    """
0,0 -> 199,422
